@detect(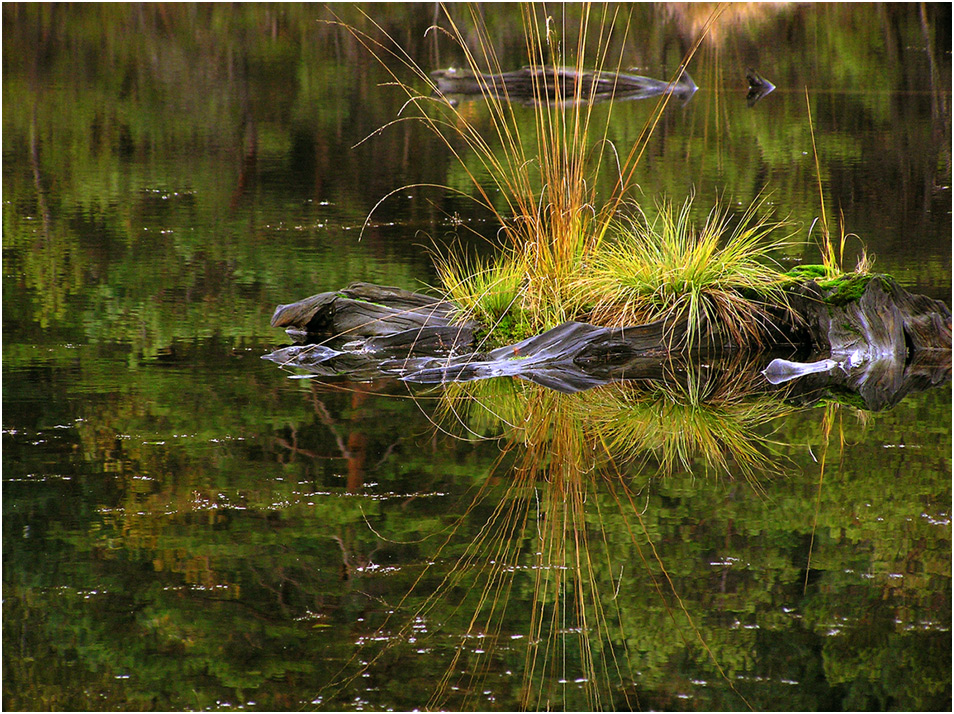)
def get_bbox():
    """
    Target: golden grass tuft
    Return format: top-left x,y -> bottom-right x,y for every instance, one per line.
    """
571,194 -> 795,346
